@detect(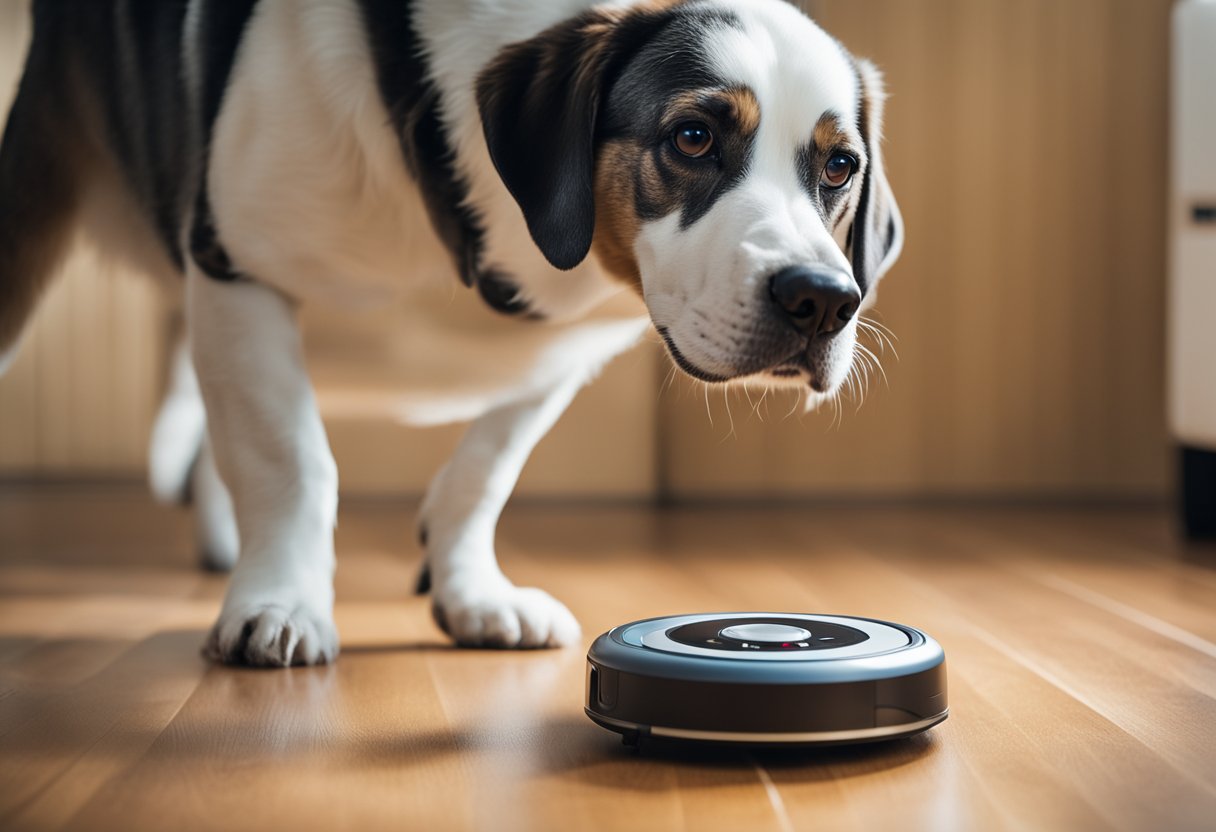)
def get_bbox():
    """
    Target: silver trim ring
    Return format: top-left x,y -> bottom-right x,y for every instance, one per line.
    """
634,613 -> 911,661
591,711 -> 949,744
